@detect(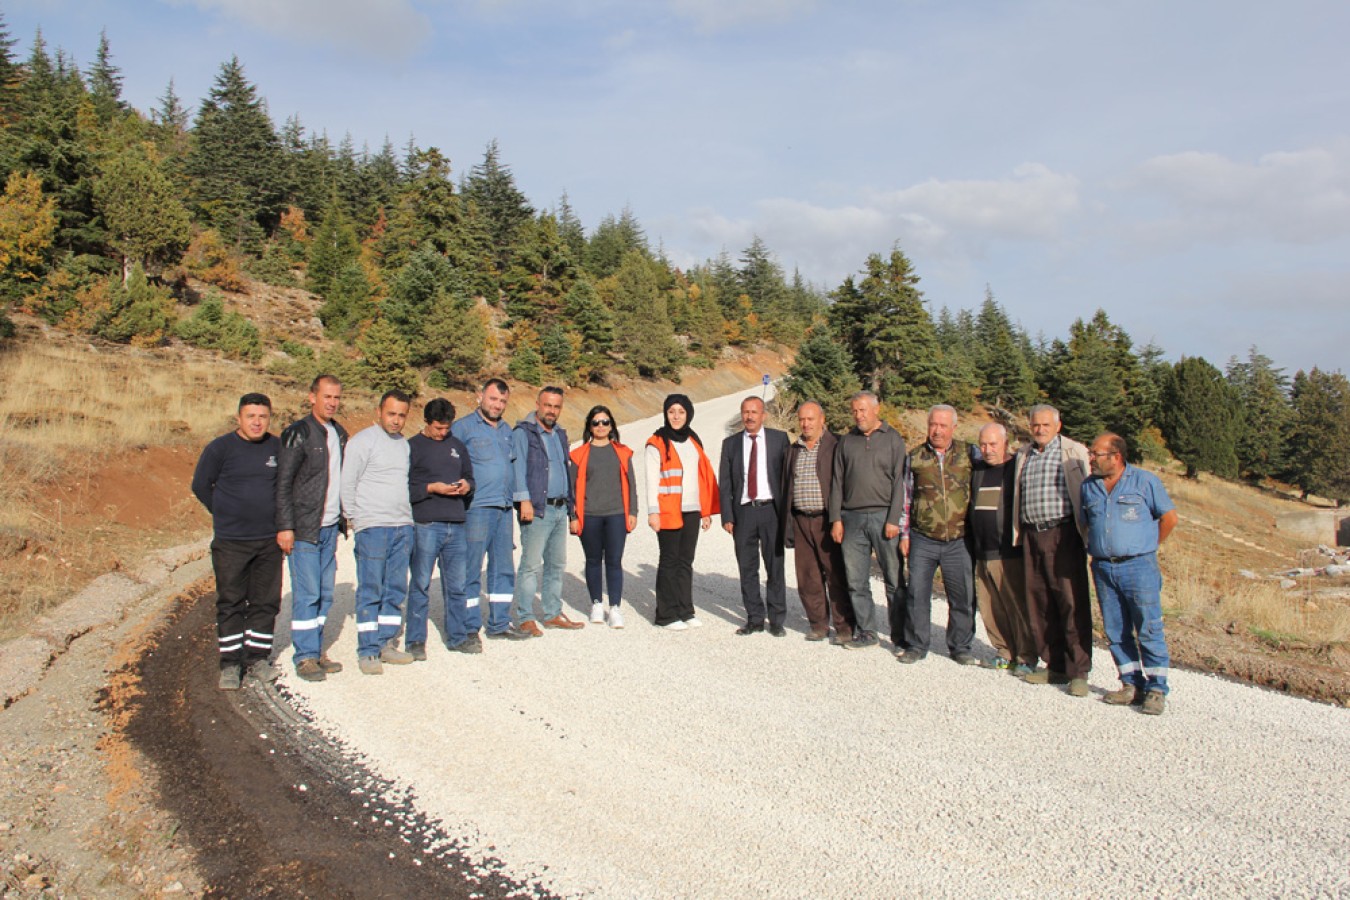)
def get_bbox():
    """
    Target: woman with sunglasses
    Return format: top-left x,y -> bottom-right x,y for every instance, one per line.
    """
644,394 -> 719,630
569,405 -> 638,628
